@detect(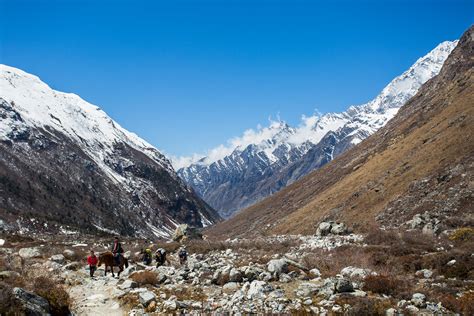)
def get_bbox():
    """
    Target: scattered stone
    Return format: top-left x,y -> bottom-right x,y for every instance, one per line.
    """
267,259 -> 289,277
309,268 -> 321,278
386,307 -> 397,316
0,239 -> 5,246
13,287 -> 51,315
246,281 -> 273,299
18,247 -> 41,259
415,269 -> 433,278
63,249 -> 76,259
119,280 -> 138,290
341,266 -> 371,279
50,254 -> 65,264
223,282 -> 239,293
139,291 -> 156,307
229,268 -> 243,282
316,221 -> 348,236
62,261 -> 82,271
163,299 -> 177,311
335,278 -> 353,293
405,305 -> 419,313
446,259 -> 456,266
411,293 -> 426,308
